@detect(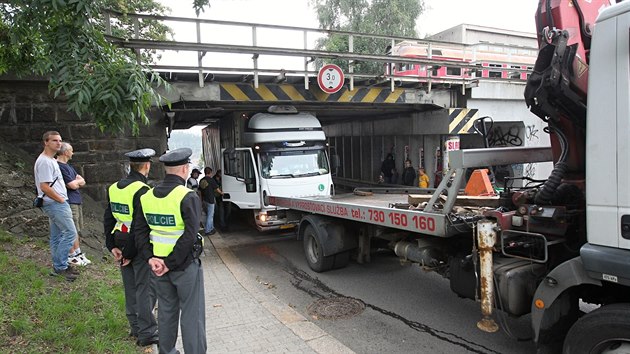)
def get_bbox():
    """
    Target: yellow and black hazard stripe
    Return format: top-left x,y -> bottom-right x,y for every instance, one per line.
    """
220,83 -> 405,103
448,108 -> 479,134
